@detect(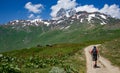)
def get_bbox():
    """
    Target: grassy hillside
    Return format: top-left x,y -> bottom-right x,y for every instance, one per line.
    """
0,26 -> 45,52
1,24 -> 120,52
100,38 -> 120,67
0,44 -> 87,73
38,25 -> 120,44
